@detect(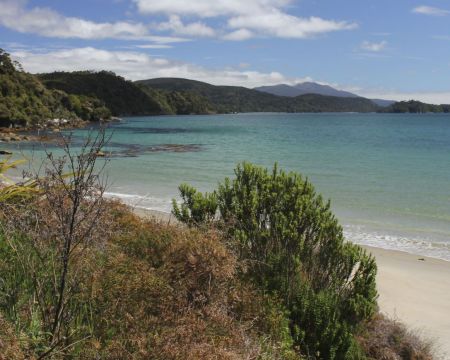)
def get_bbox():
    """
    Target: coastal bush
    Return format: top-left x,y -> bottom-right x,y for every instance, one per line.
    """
74,204 -> 302,359
0,132 -> 301,359
356,314 -> 433,360
0,133 -> 434,359
173,162 -> 378,359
